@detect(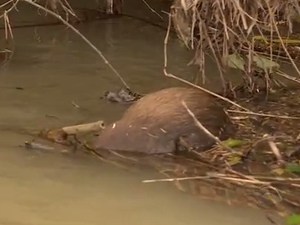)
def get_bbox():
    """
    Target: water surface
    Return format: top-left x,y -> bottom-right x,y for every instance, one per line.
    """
0,2 -> 280,225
